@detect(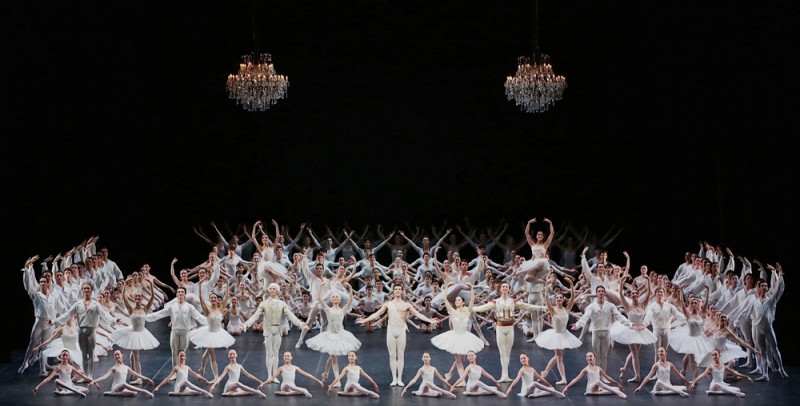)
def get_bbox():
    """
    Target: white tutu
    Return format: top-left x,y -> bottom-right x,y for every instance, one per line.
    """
42,339 -> 82,361
668,321 -> 713,358
534,328 -> 582,350
698,340 -> 747,368
188,314 -> 235,349
305,329 -> 362,356
610,322 -> 657,345
534,314 -> 582,350
520,257 -> 550,274
431,330 -> 485,354
112,327 -> 159,350
111,315 -> 159,350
